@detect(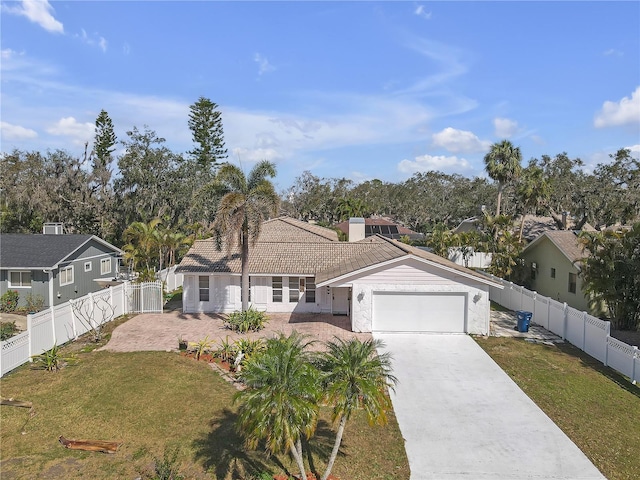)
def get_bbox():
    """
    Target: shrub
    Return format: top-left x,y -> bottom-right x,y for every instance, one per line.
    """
24,293 -> 44,313
31,344 -> 75,372
188,335 -> 213,361
0,290 -> 19,312
149,446 -> 184,480
0,321 -> 20,341
224,308 -> 268,333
